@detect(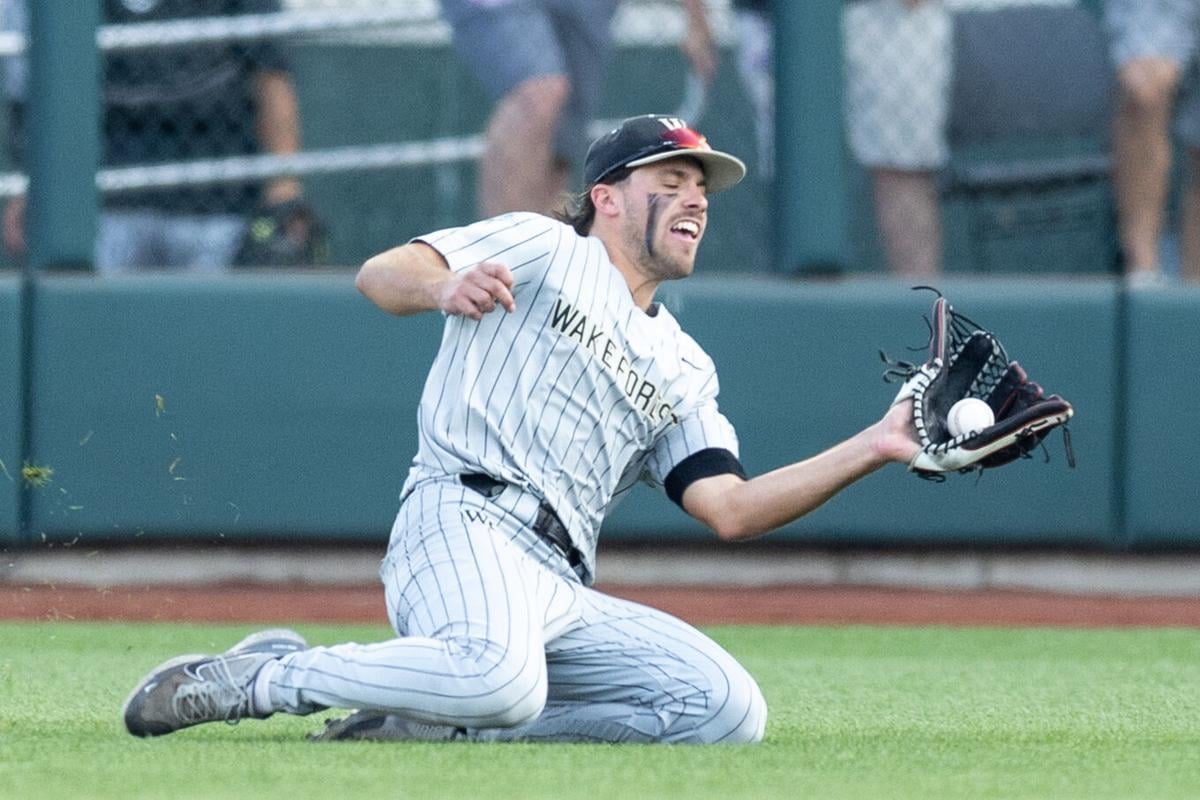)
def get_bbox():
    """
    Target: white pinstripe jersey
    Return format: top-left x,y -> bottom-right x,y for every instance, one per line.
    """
401,212 -> 739,577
